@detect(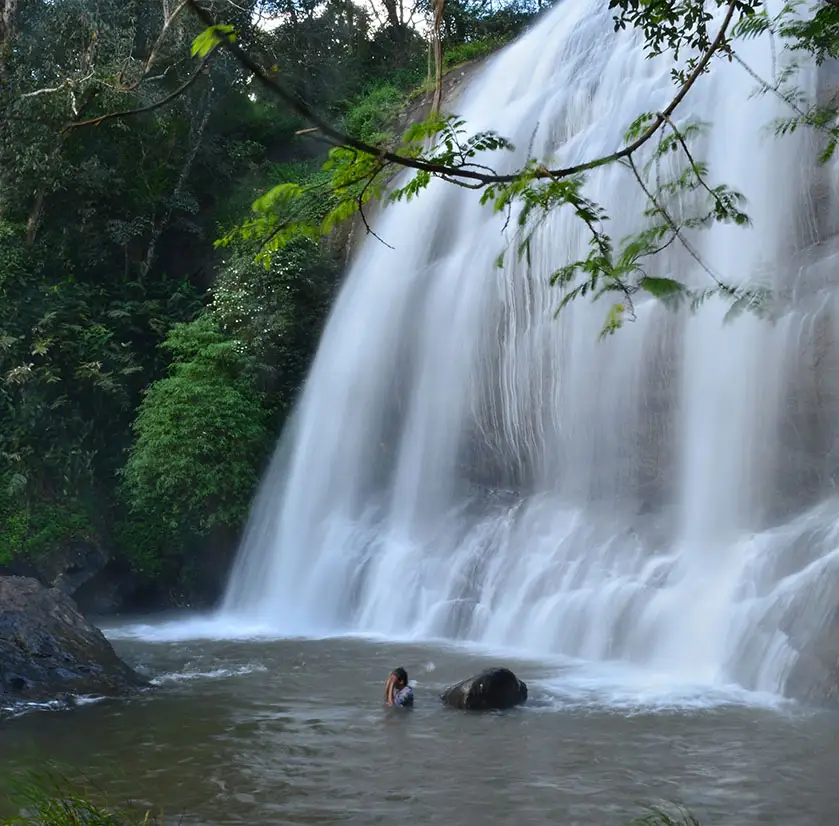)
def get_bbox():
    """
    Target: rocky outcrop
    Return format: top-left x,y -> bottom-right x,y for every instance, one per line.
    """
0,576 -> 147,704
441,667 -> 528,711
785,648 -> 839,705
779,589 -> 839,705
72,526 -> 237,615
35,537 -> 110,597
0,536 -> 110,600
0,523 -> 238,616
